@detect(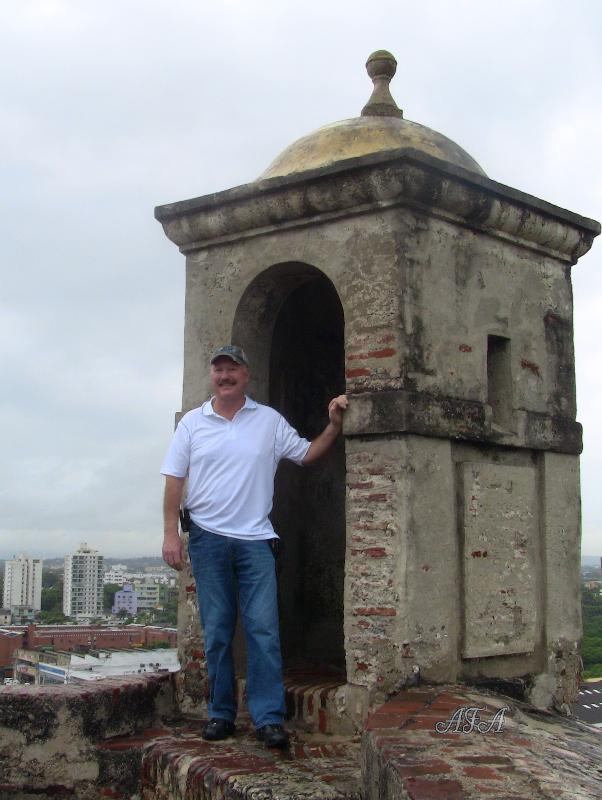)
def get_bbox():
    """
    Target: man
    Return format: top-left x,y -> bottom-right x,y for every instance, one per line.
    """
161,345 -> 347,749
